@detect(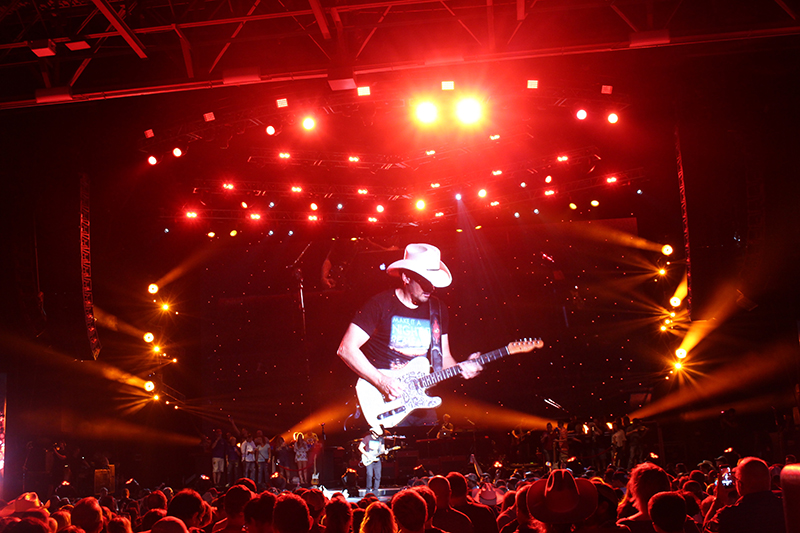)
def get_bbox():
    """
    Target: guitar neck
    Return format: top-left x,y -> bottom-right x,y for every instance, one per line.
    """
416,346 -> 510,389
